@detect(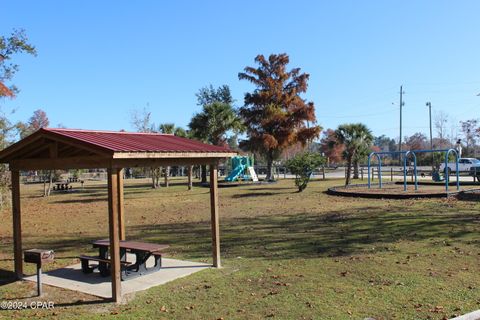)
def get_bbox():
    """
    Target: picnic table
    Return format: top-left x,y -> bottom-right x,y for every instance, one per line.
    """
53,181 -> 71,191
80,240 -> 169,280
